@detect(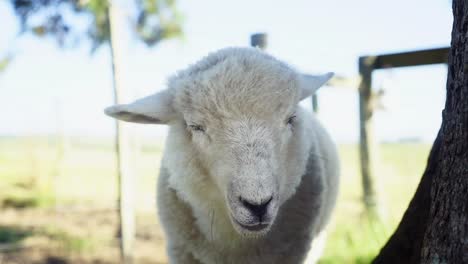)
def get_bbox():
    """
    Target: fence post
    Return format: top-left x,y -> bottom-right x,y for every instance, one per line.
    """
312,94 -> 319,113
358,56 -> 380,219
109,1 -> 135,263
250,33 -> 267,49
